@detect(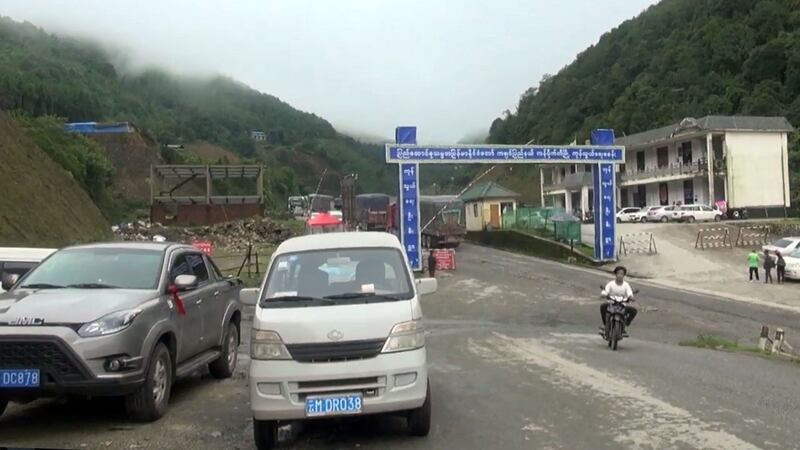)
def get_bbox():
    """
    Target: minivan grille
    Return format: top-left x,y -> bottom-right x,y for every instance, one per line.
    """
286,339 -> 385,363
0,340 -> 88,382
